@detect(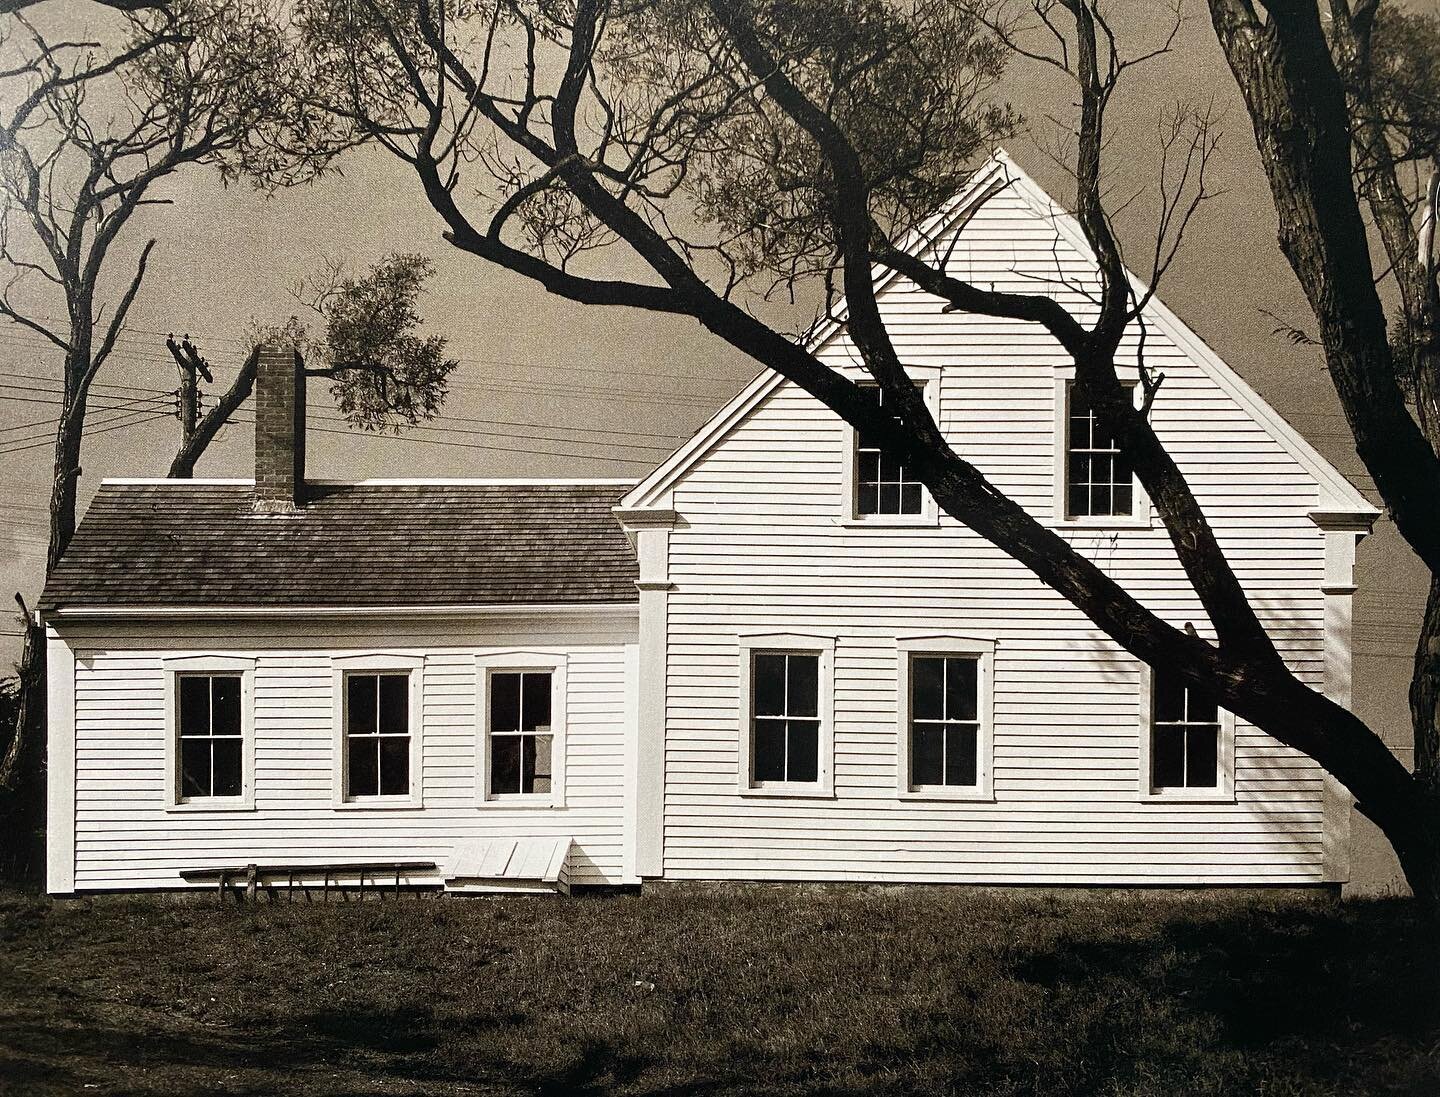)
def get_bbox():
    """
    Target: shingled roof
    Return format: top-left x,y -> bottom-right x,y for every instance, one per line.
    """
40,481 -> 639,612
